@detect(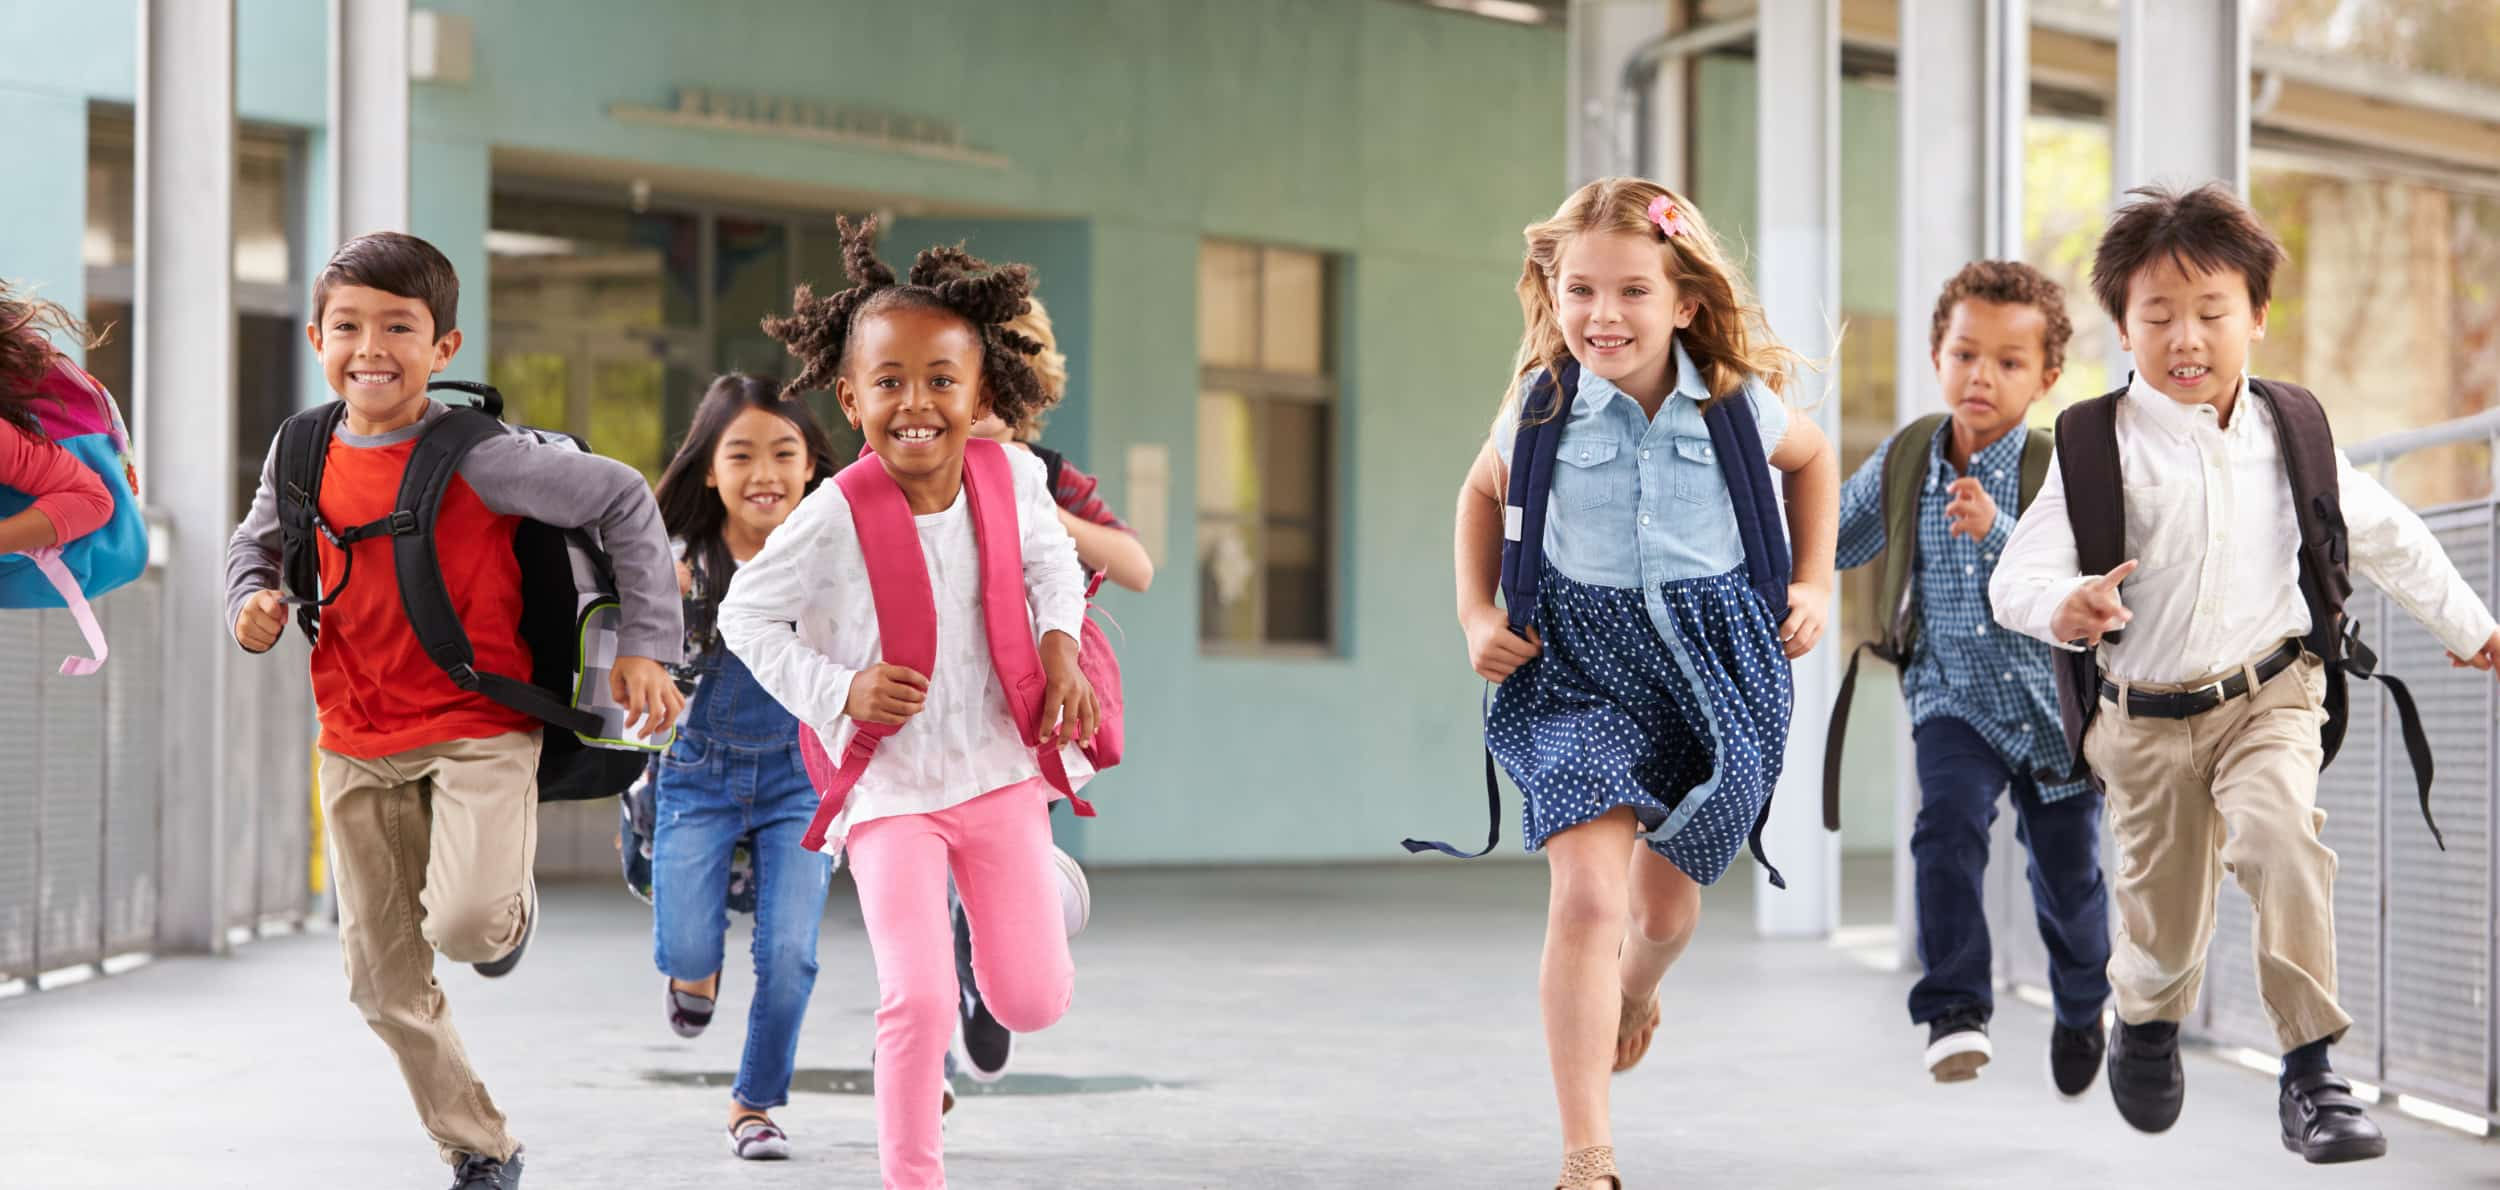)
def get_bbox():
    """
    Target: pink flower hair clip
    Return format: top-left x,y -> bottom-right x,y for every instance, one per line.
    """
1646,195 -> 1687,240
